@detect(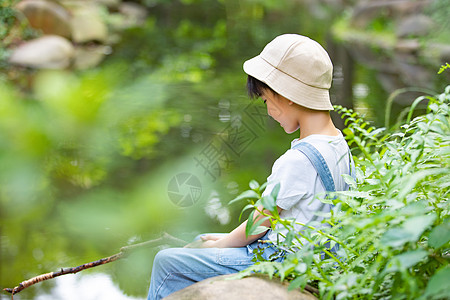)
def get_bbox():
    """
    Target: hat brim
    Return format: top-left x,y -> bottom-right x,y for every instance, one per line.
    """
243,55 -> 333,111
